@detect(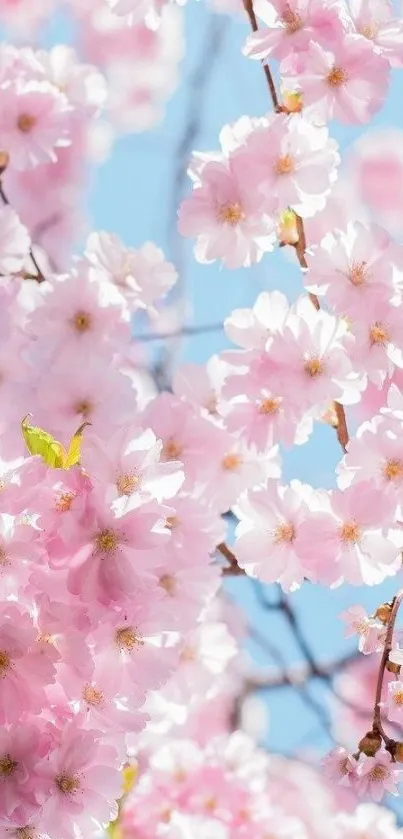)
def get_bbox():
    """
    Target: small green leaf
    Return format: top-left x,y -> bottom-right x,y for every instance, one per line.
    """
63,422 -> 91,468
21,415 -> 66,468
